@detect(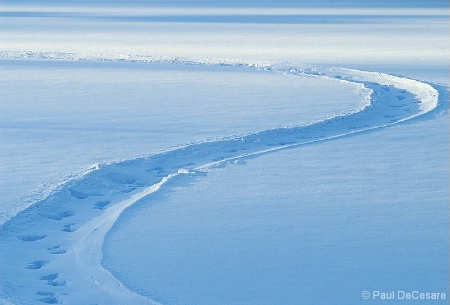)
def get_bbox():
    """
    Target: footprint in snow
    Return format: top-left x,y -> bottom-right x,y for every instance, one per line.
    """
69,188 -> 90,199
26,260 -> 48,270
17,235 -> 47,242
93,200 -> 111,210
62,223 -> 77,232
48,245 -> 67,255
40,273 -> 66,287
40,211 -> 75,221
36,291 -> 60,304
